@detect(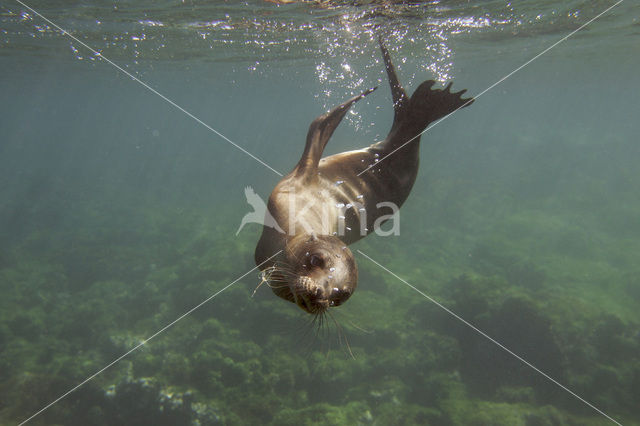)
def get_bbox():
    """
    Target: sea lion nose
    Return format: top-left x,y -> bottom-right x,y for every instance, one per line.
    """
309,286 -> 325,303
306,286 -> 330,313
